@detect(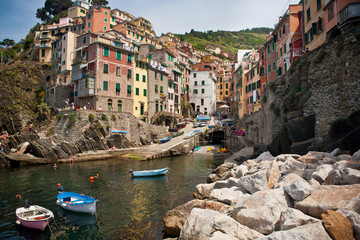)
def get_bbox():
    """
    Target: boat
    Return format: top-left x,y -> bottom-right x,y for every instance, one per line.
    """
177,122 -> 186,128
110,129 -> 128,134
168,128 -> 179,132
130,167 -> 168,177
193,121 -> 201,128
194,129 -> 203,134
183,131 -> 195,139
57,192 -> 97,215
160,136 -> 172,143
194,146 -> 201,151
16,204 -> 54,231
208,125 -> 215,129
